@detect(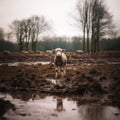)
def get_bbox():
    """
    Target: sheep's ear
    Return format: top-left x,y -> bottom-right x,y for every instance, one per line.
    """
52,49 -> 55,54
